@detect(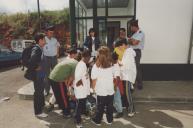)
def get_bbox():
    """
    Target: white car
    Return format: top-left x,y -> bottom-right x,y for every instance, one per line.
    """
11,39 -> 35,53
